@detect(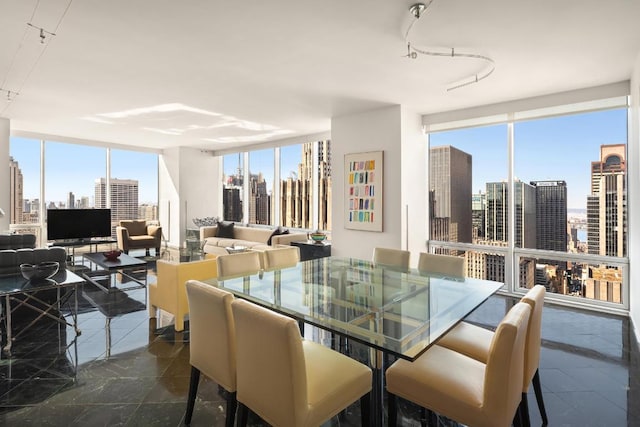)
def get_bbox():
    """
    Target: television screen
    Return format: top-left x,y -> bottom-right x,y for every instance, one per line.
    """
47,209 -> 112,241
